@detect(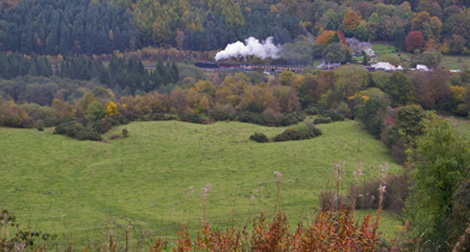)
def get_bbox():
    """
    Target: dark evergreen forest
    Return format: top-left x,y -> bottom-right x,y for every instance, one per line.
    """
1,0 -> 470,55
